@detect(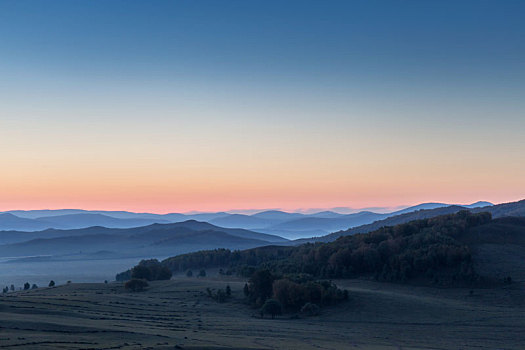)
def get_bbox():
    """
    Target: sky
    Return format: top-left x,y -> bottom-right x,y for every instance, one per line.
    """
0,0 -> 524,213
